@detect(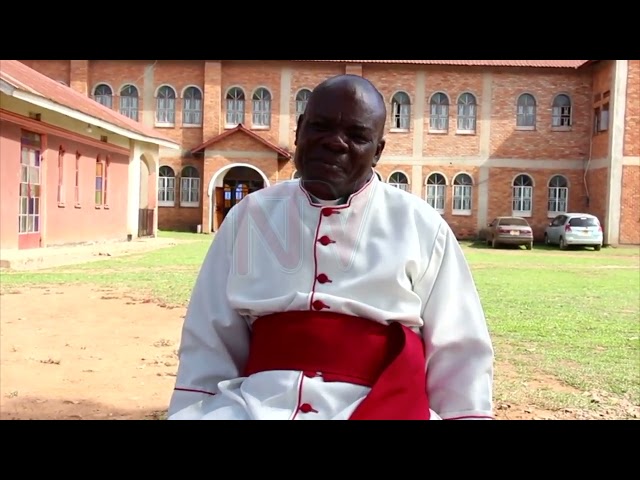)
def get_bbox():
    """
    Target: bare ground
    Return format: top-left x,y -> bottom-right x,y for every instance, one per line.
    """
1,284 -> 636,420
